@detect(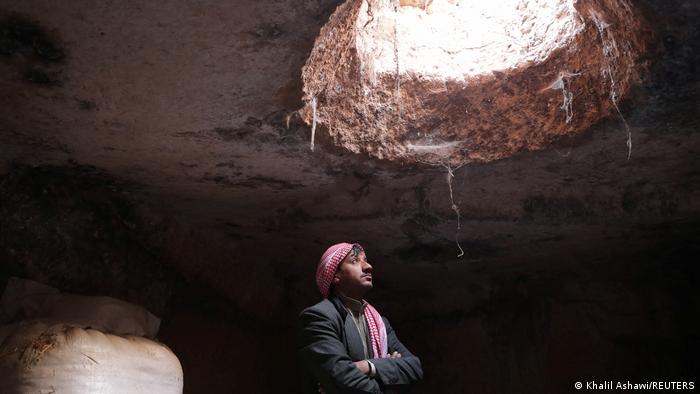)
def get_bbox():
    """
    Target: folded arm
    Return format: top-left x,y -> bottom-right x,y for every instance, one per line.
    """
369,317 -> 423,387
